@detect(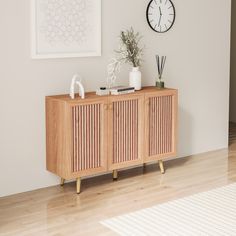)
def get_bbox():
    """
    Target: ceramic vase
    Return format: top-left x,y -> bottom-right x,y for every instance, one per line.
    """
129,67 -> 142,90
